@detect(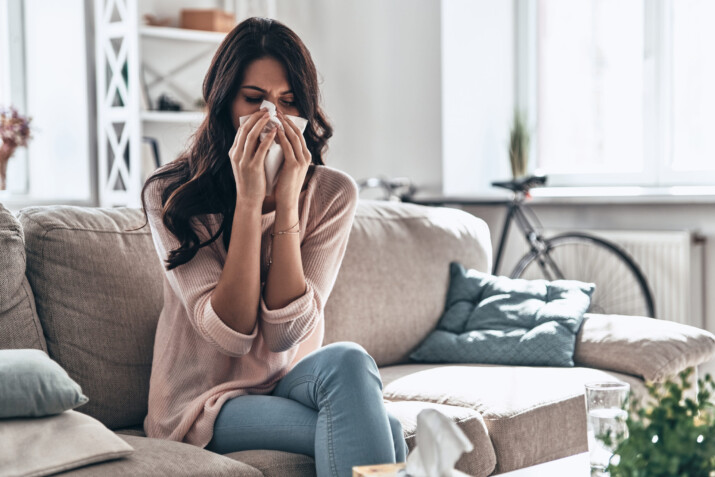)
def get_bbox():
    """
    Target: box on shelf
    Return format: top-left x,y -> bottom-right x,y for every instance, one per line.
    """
180,9 -> 235,33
